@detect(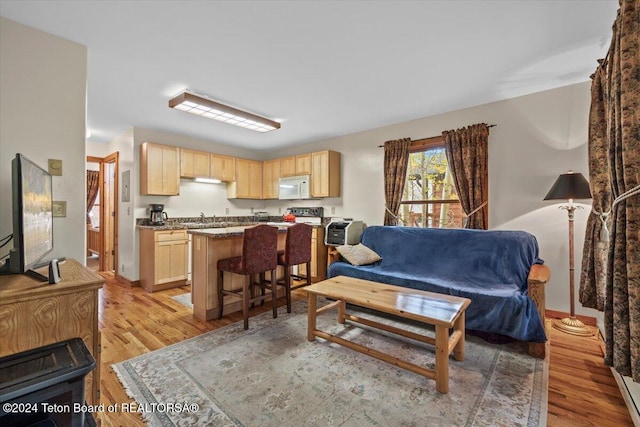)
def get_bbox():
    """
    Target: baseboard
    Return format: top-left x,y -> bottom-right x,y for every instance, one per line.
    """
544,309 -> 597,326
611,368 -> 640,427
115,274 -> 140,287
